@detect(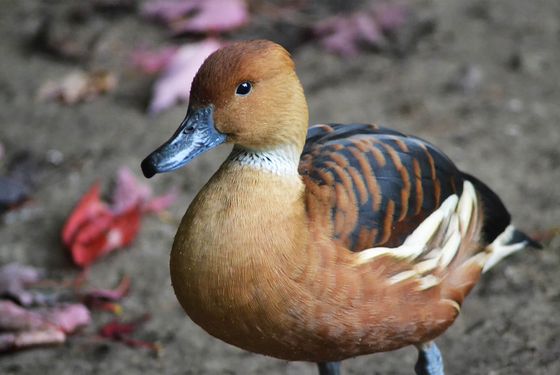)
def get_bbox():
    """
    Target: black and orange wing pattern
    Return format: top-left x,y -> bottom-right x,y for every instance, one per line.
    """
299,123 -> 466,252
